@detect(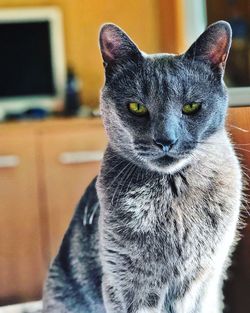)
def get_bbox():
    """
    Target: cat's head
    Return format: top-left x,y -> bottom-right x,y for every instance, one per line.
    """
99,21 -> 232,174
